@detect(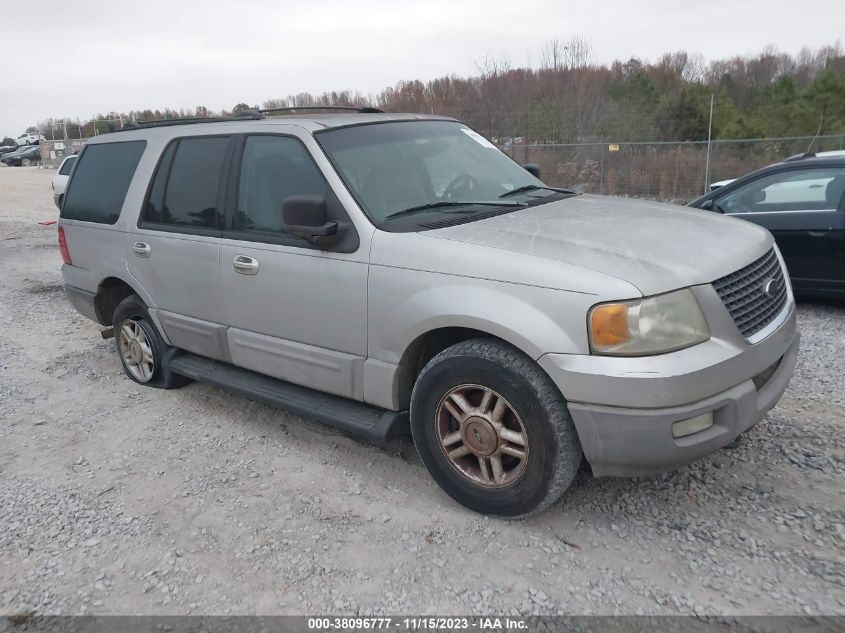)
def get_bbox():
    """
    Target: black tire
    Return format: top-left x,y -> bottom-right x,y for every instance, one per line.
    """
410,338 -> 582,517
112,295 -> 190,389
